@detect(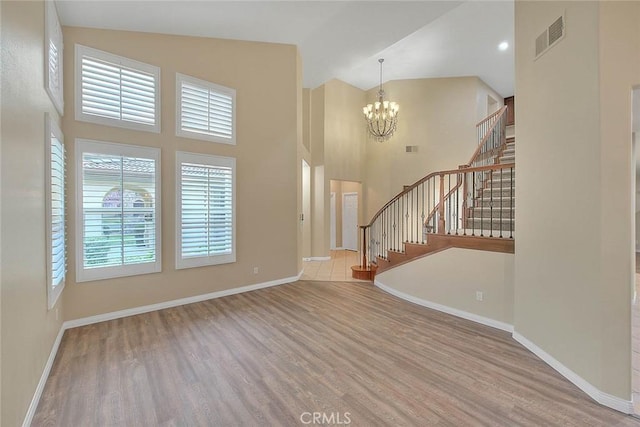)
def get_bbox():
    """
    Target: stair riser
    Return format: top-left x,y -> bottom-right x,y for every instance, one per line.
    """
477,188 -> 515,197
486,179 -> 516,187
491,169 -> 515,177
476,199 -> 514,208
466,220 -> 515,232
468,209 -> 514,219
